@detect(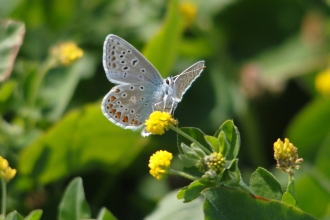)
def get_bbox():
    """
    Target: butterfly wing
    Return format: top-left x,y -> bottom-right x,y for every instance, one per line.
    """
101,82 -> 162,130
103,34 -> 163,85
173,61 -> 205,101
